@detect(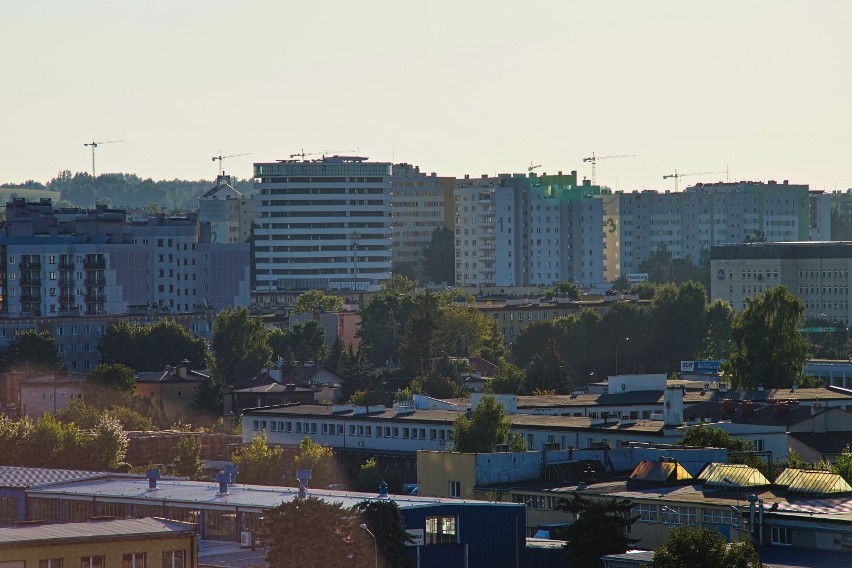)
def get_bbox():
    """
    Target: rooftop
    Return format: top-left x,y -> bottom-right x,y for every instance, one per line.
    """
0,518 -> 194,547
0,466 -> 109,489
